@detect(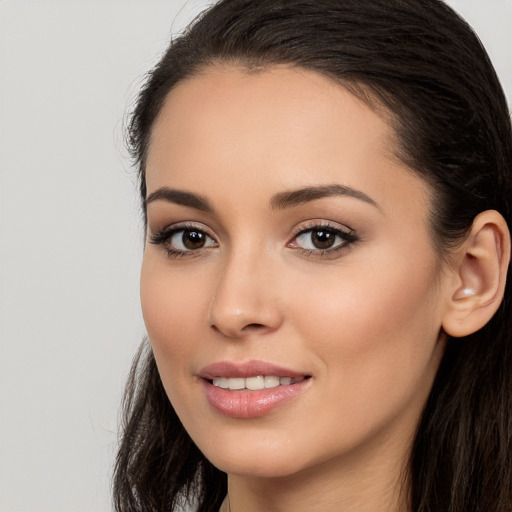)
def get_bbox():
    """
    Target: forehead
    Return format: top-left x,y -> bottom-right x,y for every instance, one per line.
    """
149,64 -> 397,162
145,64 -> 431,221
